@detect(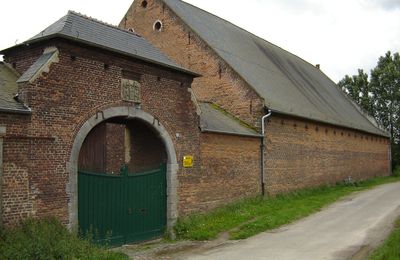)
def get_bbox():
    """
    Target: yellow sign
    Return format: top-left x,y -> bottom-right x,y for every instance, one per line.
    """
183,156 -> 194,168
